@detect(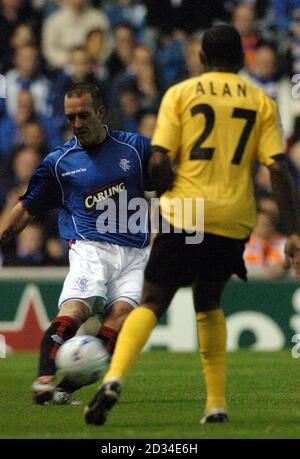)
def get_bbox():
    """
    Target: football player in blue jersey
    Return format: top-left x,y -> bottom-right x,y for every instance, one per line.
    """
0,82 -> 171,405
